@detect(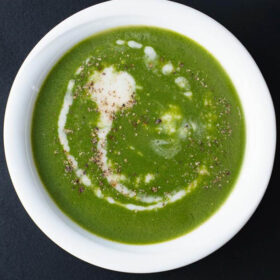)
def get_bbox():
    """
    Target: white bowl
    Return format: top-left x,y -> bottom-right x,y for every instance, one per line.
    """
4,0 -> 276,273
